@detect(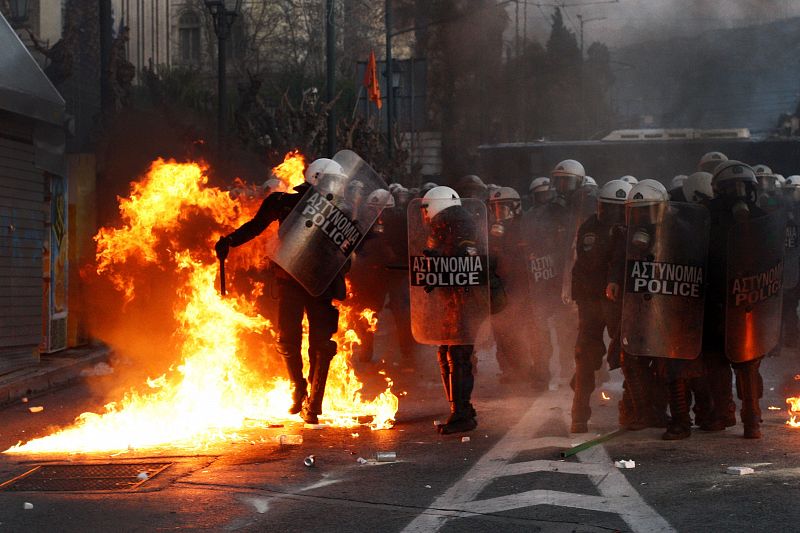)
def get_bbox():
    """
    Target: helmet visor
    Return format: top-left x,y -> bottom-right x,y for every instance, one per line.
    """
598,202 -> 625,226
552,175 -> 579,194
